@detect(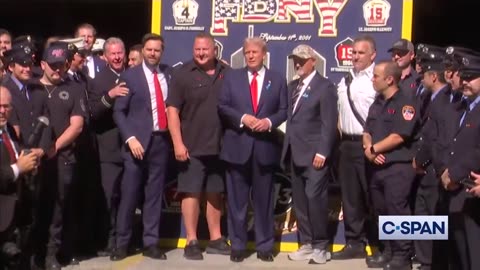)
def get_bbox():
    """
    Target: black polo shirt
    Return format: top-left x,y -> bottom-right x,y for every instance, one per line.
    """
365,89 -> 420,164
166,60 -> 229,156
398,69 -> 420,100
